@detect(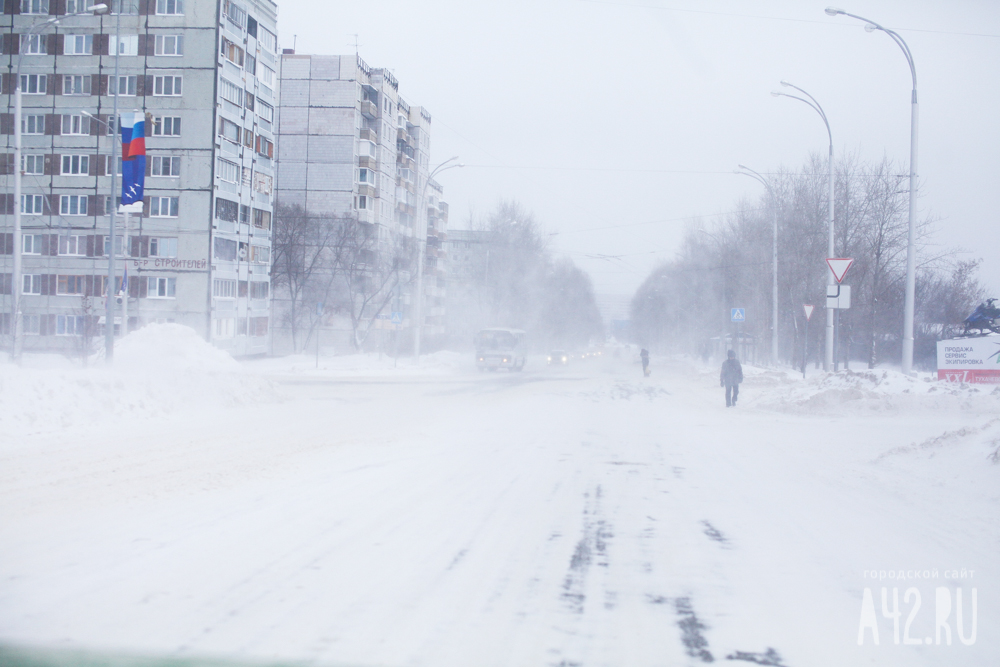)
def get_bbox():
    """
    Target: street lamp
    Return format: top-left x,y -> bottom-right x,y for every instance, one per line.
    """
771,81 -> 836,371
825,7 -> 919,375
412,156 -> 463,360
736,164 -> 779,366
9,4 -> 107,362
